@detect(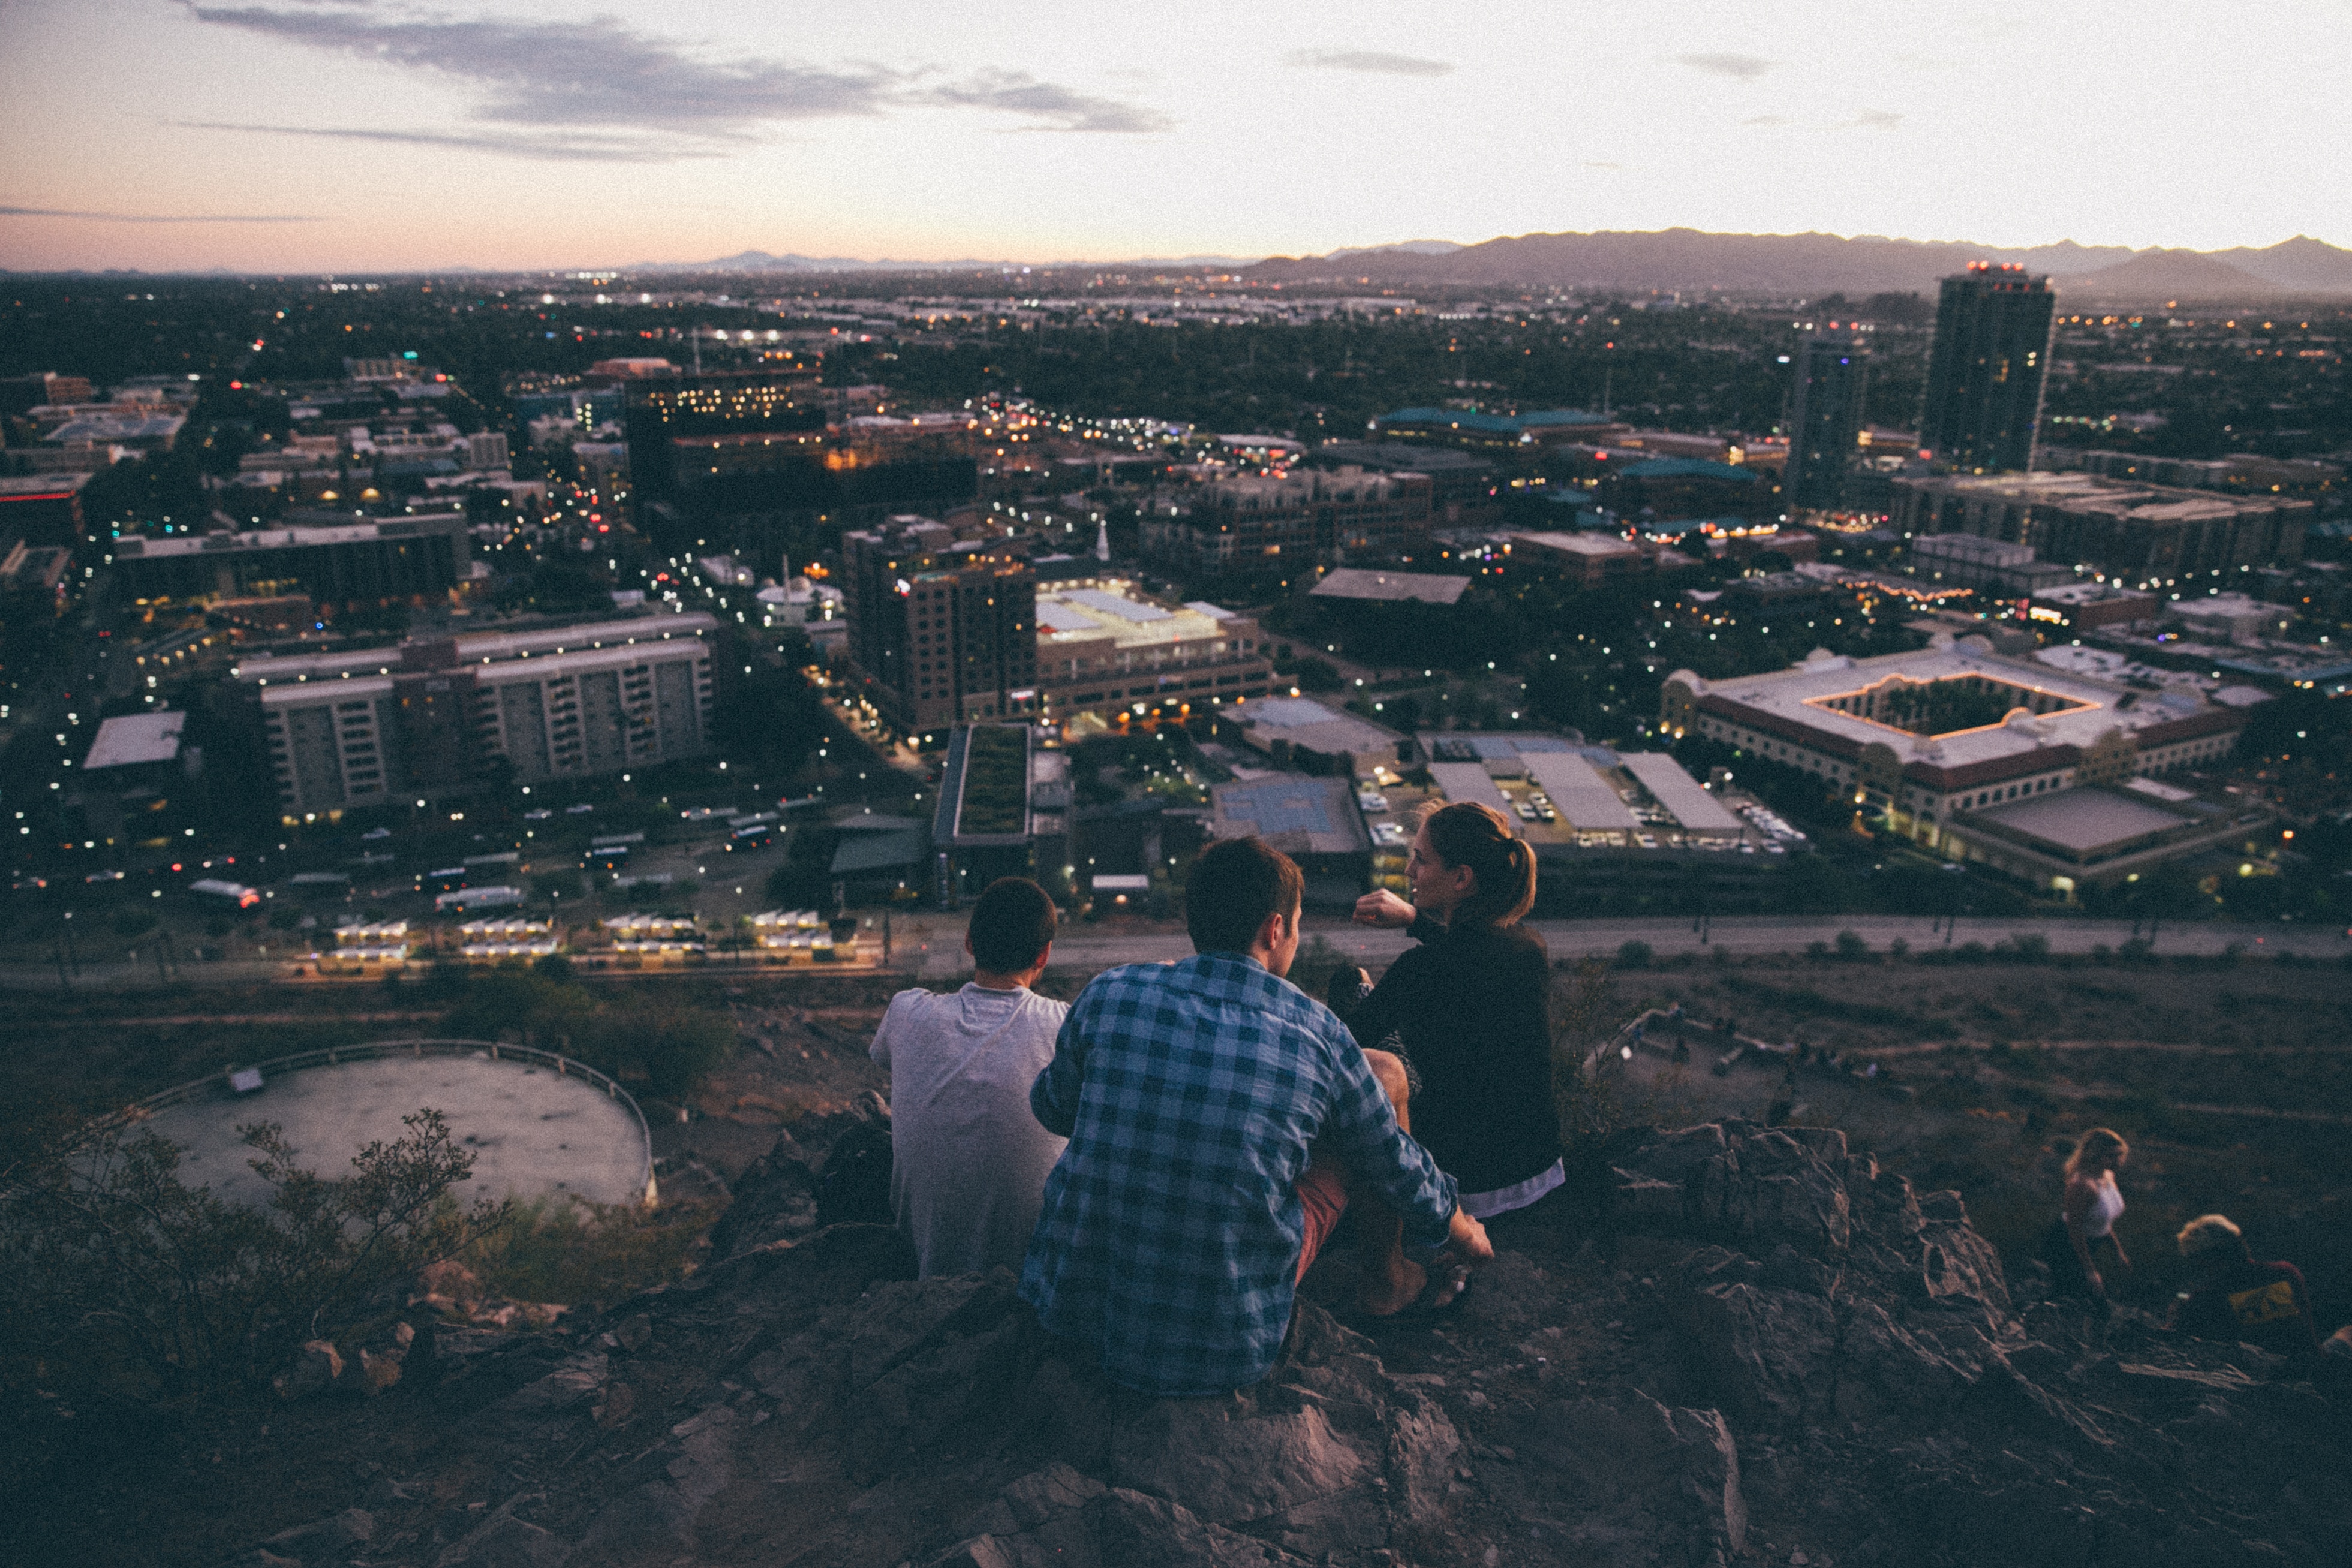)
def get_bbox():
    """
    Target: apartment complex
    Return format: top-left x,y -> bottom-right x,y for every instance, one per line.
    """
1142,467 -> 1433,577
234,613 -> 716,819
1891,471 -> 2311,588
